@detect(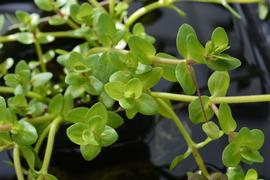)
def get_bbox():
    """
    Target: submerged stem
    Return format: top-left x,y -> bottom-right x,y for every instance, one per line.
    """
151,92 -> 270,104
156,98 -> 209,177
38,116 -> 62,179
